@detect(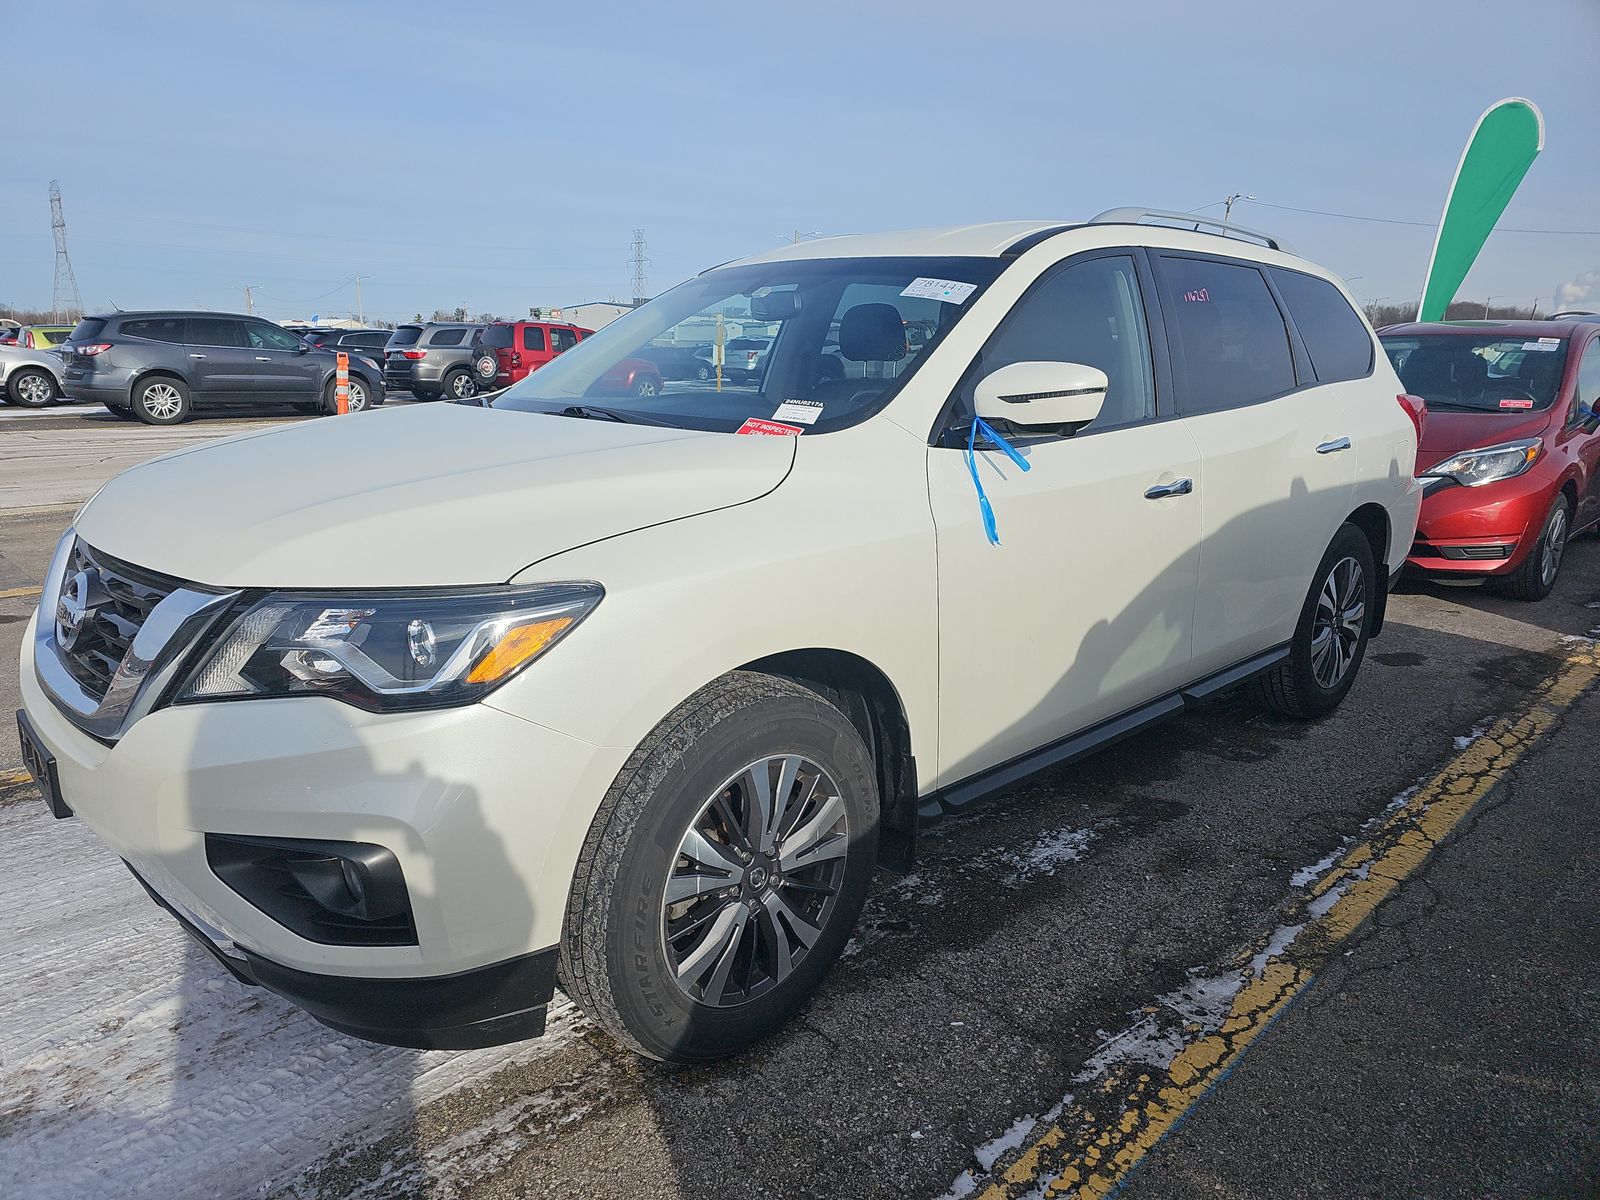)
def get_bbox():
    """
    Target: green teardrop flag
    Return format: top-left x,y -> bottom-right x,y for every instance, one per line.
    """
1418,98 -> 1544,321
